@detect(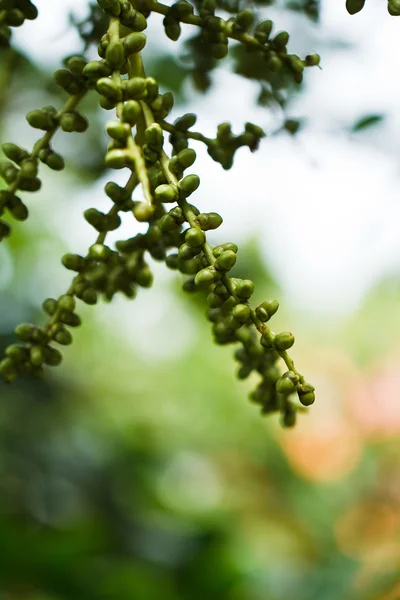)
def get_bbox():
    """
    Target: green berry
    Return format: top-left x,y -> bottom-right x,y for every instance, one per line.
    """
215,250 -> 236,272
274,331 -> 295,351
62,253 -> 85,271
123,32 -> 146,55
15,323 -> 35,342
121,100 -> 142,125
195,267 -> 220,288
42,298 -> 58,315
26,110 -> 54,131
133,202 -> 155,222
155,184 -> 177,203
276,371 -> 299,395
106,40 -> 125,69
273,31 -> 289,50
105,149 -> 129,169
180,174 -> 200,196
255,299 -> 279,322
297,383 -> 315,406
346,0 -> 366,13
232,304 -> 250,324
185,227 -> 205,248
58,295 -> 76,313
96,77 -> 122,101
235,279 -> 254,299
